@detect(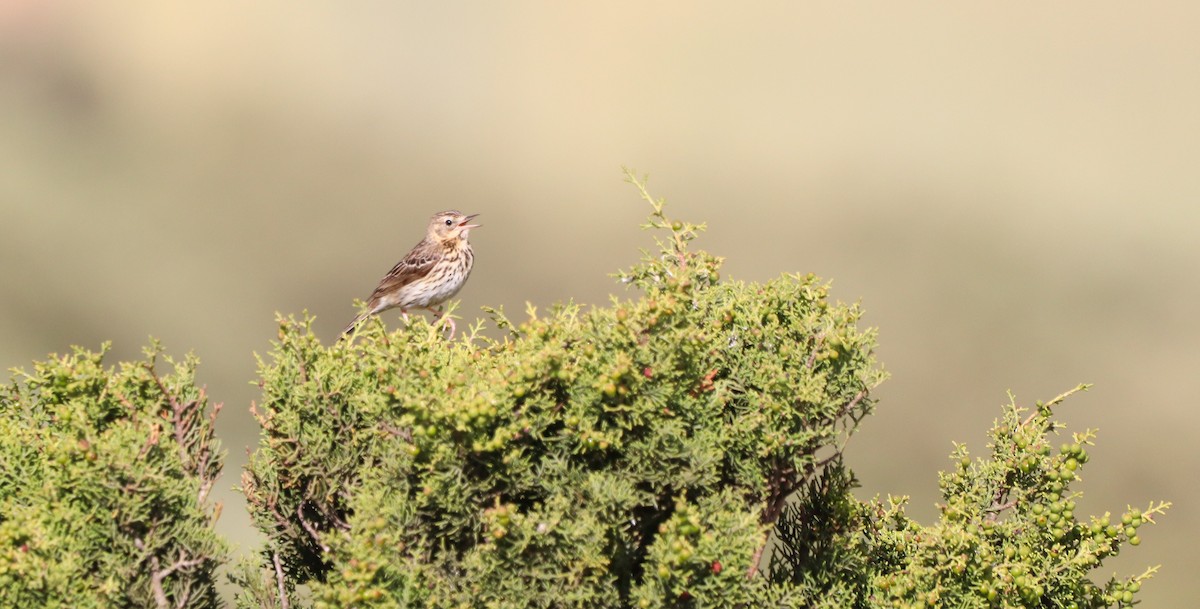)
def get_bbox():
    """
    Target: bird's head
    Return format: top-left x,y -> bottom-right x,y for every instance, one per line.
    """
428,210 -> 480,243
